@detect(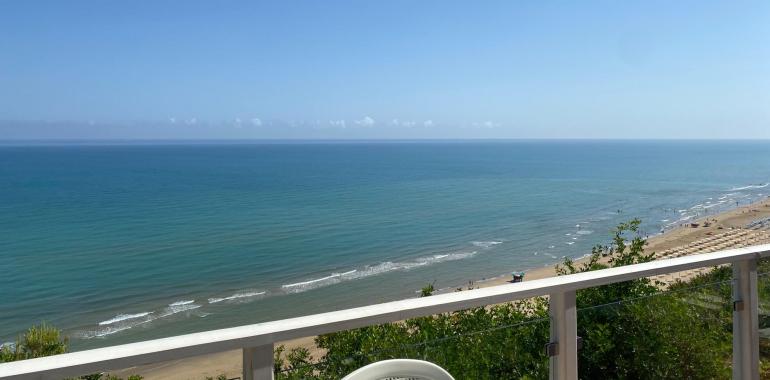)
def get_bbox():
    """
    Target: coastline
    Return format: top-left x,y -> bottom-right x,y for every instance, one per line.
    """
480,196 -> 770,287
112,196 -> 770,380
